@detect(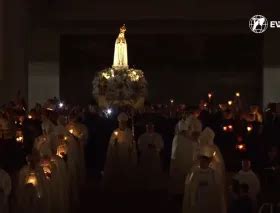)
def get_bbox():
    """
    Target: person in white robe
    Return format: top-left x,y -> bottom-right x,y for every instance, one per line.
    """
103,112 -> 137,192
174,112 -> 188,135
53,119 -> 80,209
169,121 -> 197,196
0,168 -> 11,213
137,122 -> 164,190
234,158 -> 260,210
197,127 -> 226,191
65,115 -> 88,187
50,153 -> 69,213
183,145 -> 226,213
17,155 -> 49,213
